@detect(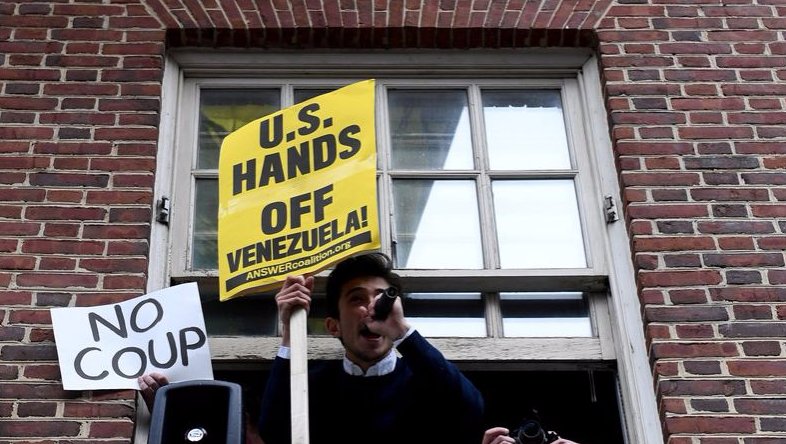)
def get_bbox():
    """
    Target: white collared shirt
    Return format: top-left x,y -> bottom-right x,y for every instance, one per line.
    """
342,348 -> 397,376
277,326 -> 416,377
